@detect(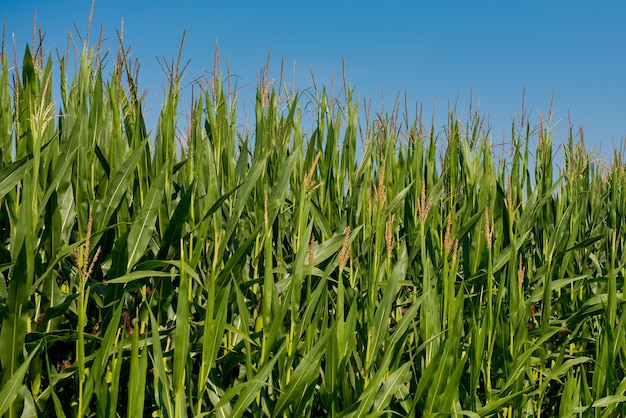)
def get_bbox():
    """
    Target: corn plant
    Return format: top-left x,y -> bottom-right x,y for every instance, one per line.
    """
1,25 -> 626,418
